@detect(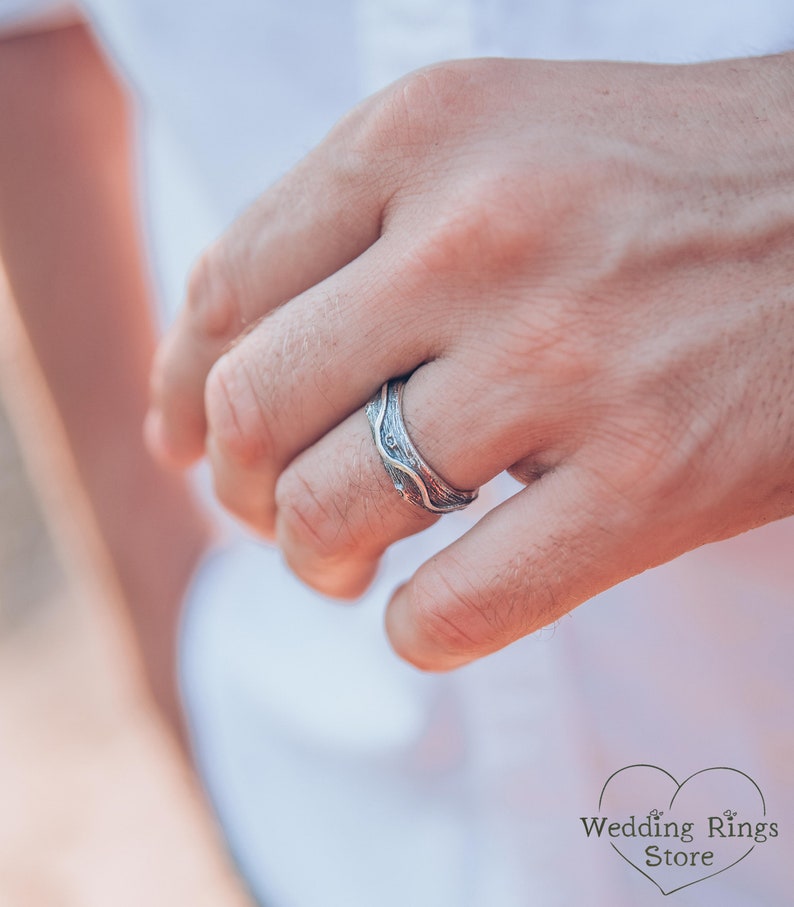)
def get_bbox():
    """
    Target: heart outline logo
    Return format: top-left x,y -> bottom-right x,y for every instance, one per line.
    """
594,764 -> 769,896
